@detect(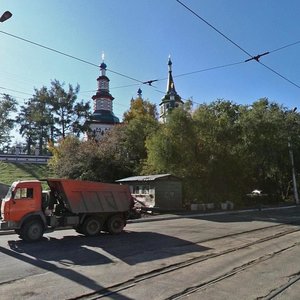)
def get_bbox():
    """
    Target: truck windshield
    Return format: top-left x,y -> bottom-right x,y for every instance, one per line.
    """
3,184 -> 14,202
